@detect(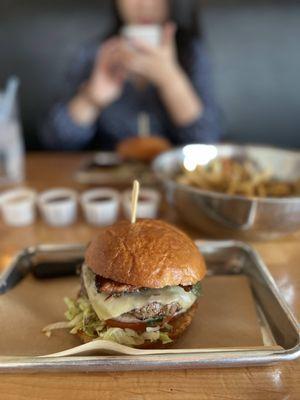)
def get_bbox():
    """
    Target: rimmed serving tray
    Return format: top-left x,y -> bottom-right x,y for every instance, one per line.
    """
0,240 -> 299,372
74,152 -> 155,186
